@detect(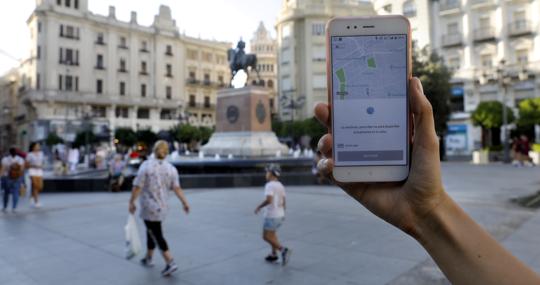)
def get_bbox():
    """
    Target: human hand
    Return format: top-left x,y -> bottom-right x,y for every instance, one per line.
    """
183,203 -> 190,214
254,207 -> 261,215
128,202 -> 136,214
315,77 -> 447,239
